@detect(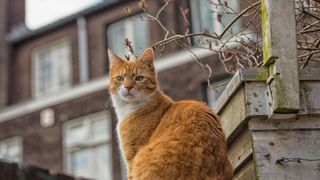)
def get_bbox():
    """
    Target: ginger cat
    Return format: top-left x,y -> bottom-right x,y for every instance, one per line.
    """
108,48 -> 233,180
